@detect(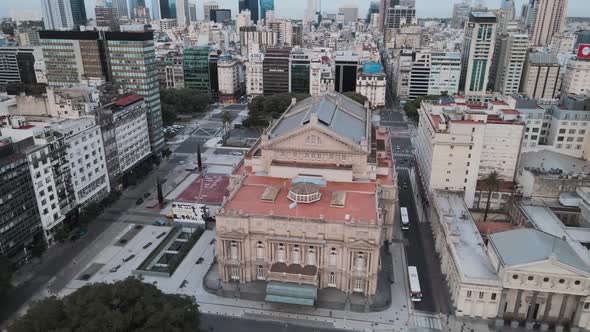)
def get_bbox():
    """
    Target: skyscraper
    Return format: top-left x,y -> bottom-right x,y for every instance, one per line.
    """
490,31 -> 529,95
160,0 -> 177,19
112,0 -> 129,18
260,0 -> 274,22
184,47 -> 211,93
189,3 -> 197,22
290,48 -> 310,94
41,0 -> 87,30
176,0 -> 190,26
459,12 -> 497,102
366,1 -> 379,22
239,0 -> 259,23
39,30 -> 165,154
530,0 -> 568,46
263,47 -> 291,95
338,5 -> 359,23
451,0 -> 471,28
204,1 -> 219,22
